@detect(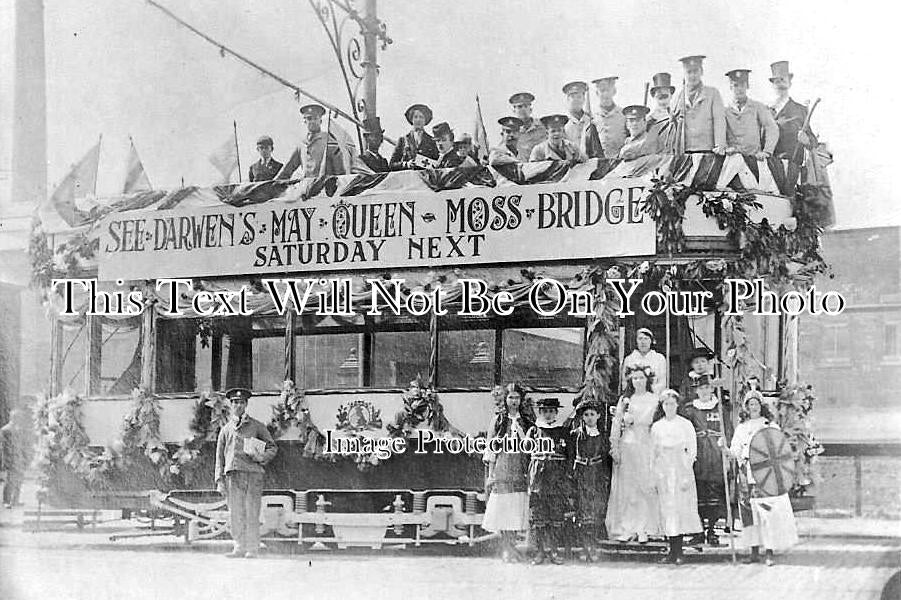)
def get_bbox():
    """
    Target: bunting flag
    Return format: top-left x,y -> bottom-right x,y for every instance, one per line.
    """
208,136 -> 239,184
123,137 -> 152,193
473,95 -> 490,164
44,139 -> 101,227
